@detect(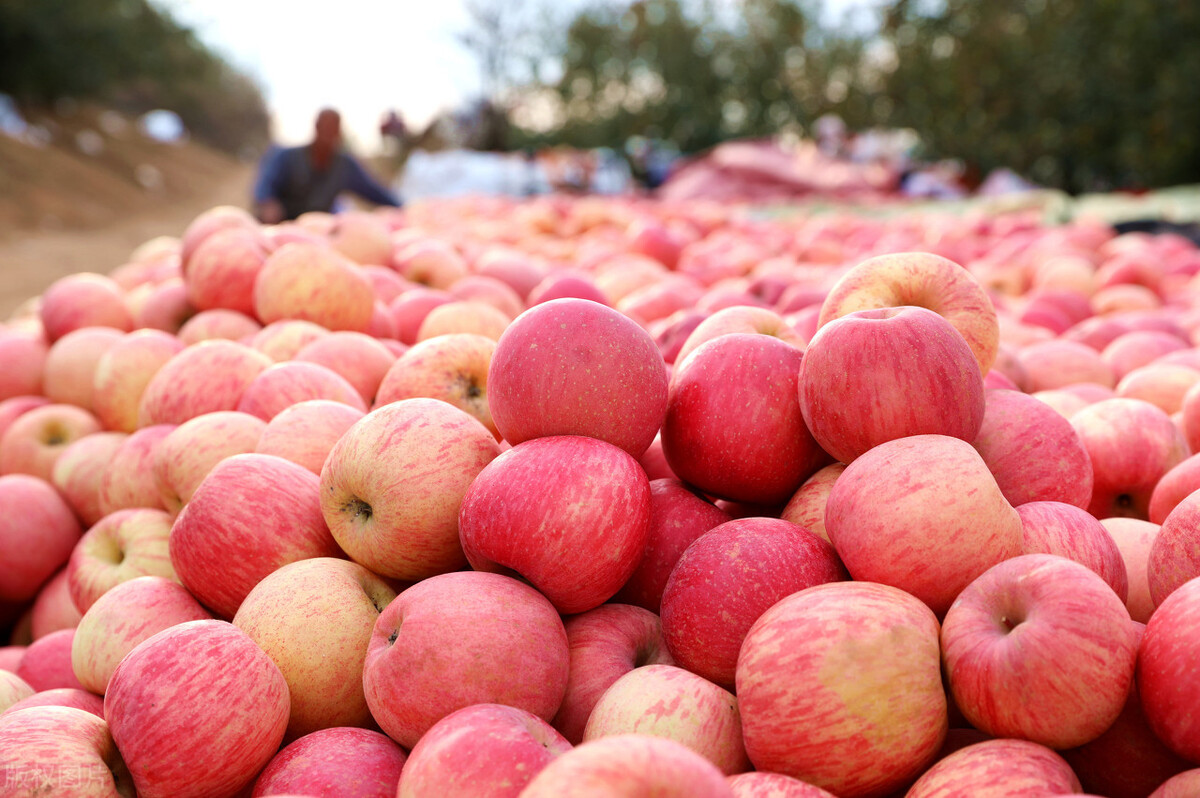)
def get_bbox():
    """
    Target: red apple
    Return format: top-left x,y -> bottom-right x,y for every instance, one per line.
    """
256,399 -> 364,475
374,333 -> 498,437
39,272 -> 133,342
92,330 -> 184,433
779,463 -> 844,543
0,475 -> 82,603
1151,770 -> 1200,798
176,308 -> 262,345
727,772 -> 837,797
0,403 -> 102,482
235,361 -> 367,421
2,687 -> 104,719
254,242 -> 374,332
0,332 -> 48,401
16,629 -> 84,691
50,431 -> 127,526
138,340 -> 273,426
905,739 -> 1081,798
1017,501 -> 1128,601
154,410 -> 267,514
252,727 -> 407,798
1139,576 -> 1200,762
0,706 -> 133,796
1103,517 -> 1161,623
95,424 -> 174,515
67,508 -> 176,613
250,319 -> 330,362
42,327 -> 125,413
185,226 -> 269,316
293,331 -> 397,405
29,567 -> 82,639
